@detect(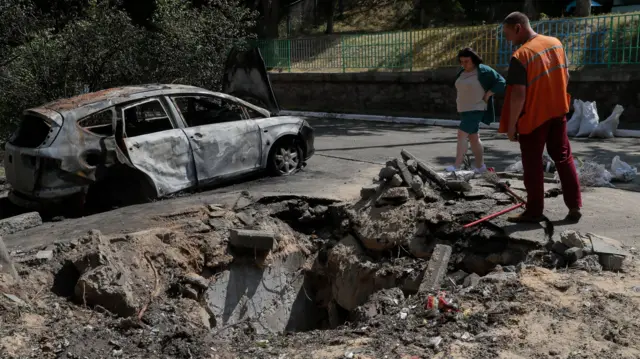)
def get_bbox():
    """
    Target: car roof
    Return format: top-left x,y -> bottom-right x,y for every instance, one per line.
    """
29,84 -> 270,119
